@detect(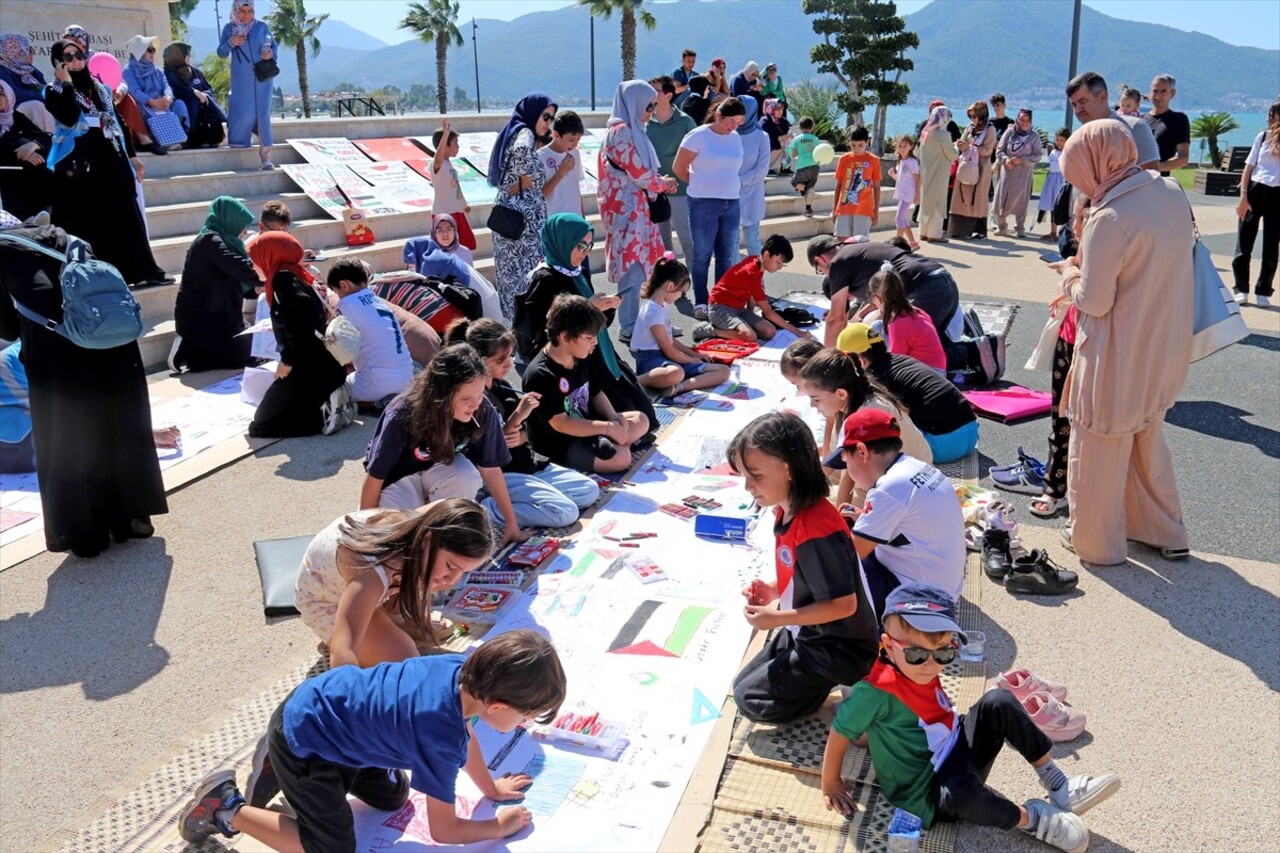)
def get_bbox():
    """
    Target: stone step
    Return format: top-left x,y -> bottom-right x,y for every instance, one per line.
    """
138,143 -> 306,180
